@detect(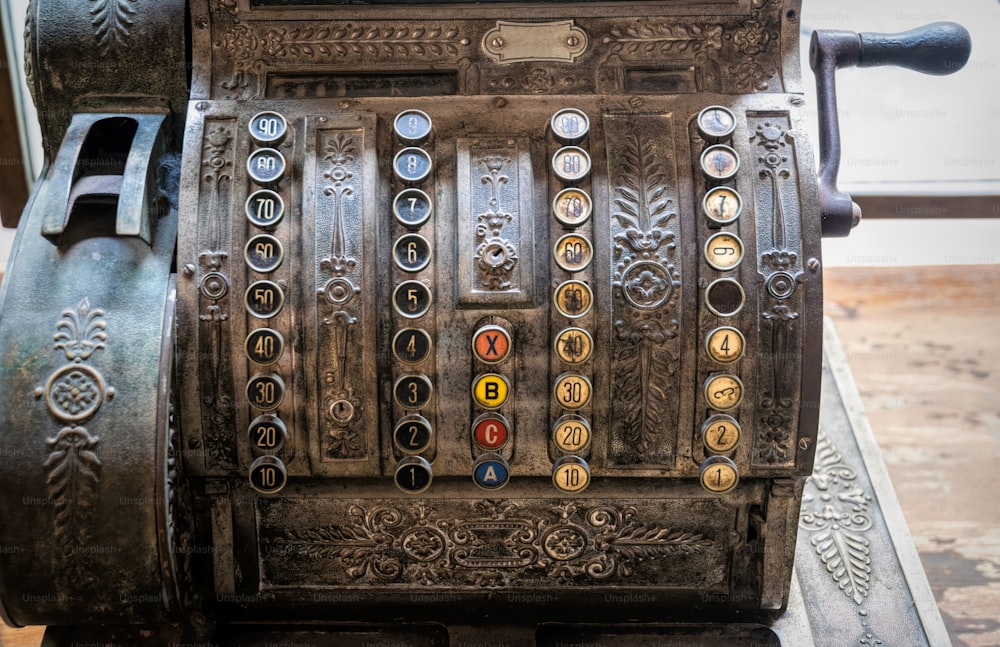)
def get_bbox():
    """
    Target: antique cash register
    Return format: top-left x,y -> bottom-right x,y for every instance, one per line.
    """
0,0 -> 970,643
